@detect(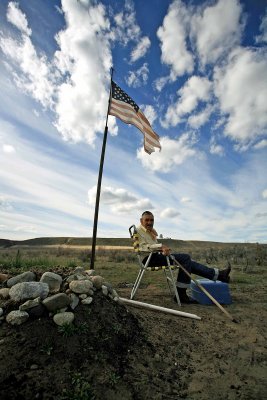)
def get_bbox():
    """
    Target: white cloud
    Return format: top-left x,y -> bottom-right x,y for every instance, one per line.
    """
0,196 -> 13,211
2,144 -> 16,153
88,185 -> 153,213
14,225 -> 37,233
7,1 -> 32,35
130,36 -> 151,62
188,105 -> 214,129
142,105 -> 157,125
125,63 -> 149,88
53,0 -> 116,145
0,0 -> 117,147
157,0 -> 193,79
210,136 -> 224,156
256,9 -> 267,44
180,197 -> 191,203
262,189 -> 267,199
137,133 -> 198,173
254,139 -> 267,150
160,208 -> 180,219
163,76 -> 212,127
153,75 -> 170,92
191,0 -> 243,66
112,0 -> 141,45
0,35 -> 56,108
214,47 -> 267,143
